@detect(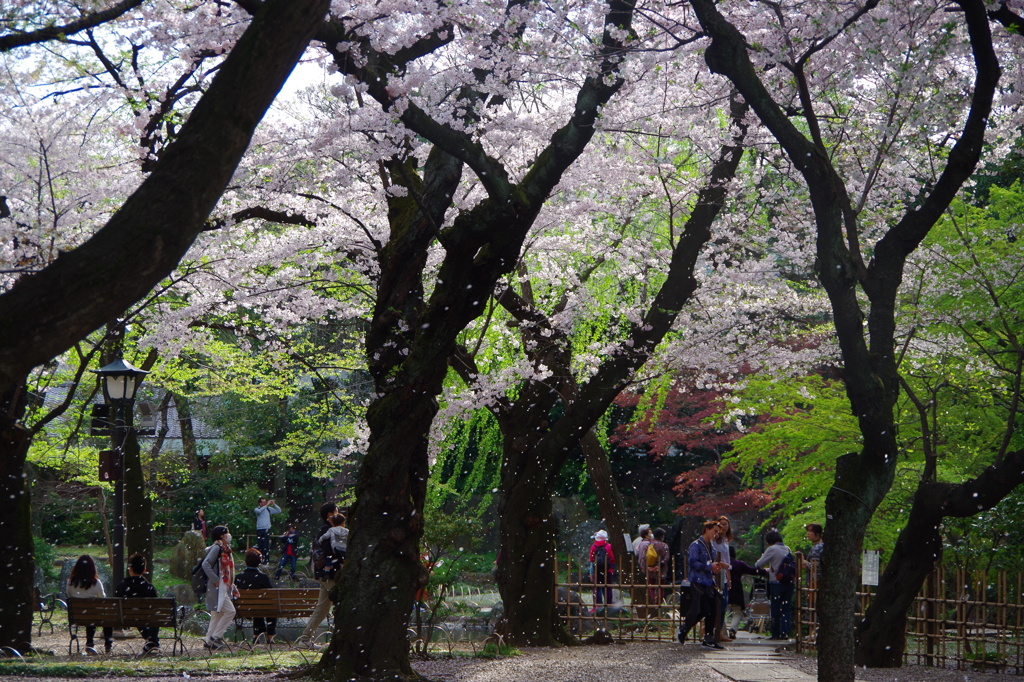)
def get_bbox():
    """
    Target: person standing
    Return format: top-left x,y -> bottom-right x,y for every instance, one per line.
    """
67,554 -> 112,655
235,548 -> 277,643
712,515 -> 734,642
806,523 -> 824,576
192,509 -> 207,540
588,529 -> 617,611
201,525 -> 238,650
297,502 -> 338,647
755,529 -> 794,640
636,527 -> 670,607
678,520 -> 726,649
114,554 -> 160,655
632,524 -> 651,553
253,498 -> 281,565
275,524 -> 300,581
